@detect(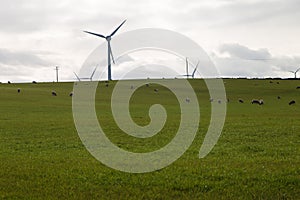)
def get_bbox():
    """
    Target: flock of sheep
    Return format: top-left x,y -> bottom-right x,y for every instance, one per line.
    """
13,81 -> 299,106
